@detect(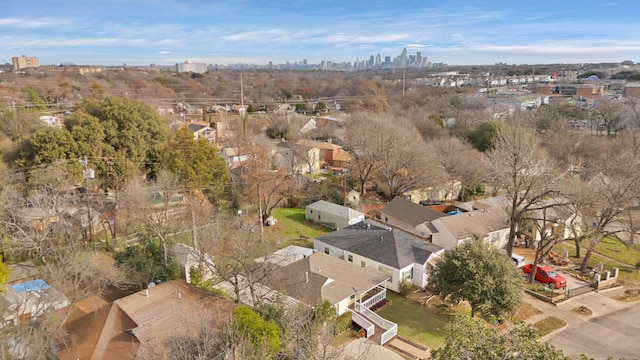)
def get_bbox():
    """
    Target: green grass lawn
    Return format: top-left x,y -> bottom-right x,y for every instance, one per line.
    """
532,316 -> 566,337
264,208 -> 332,248
554,242 -> 640,283
377,292 -> 469,350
